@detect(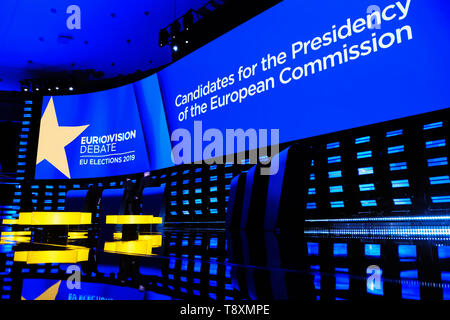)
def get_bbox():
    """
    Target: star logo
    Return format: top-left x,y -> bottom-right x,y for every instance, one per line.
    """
36,97 -> 89,179
21,280 -> 61,300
